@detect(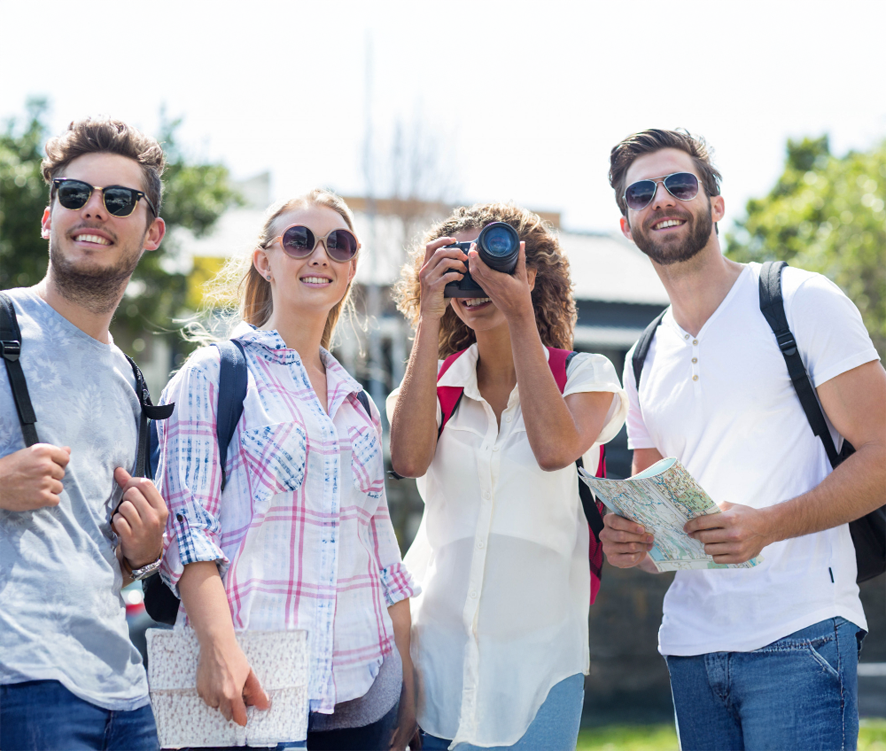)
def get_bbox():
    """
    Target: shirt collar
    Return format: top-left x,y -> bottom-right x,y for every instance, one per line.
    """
230,322 -> 364,411
437,343 -> 551,402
